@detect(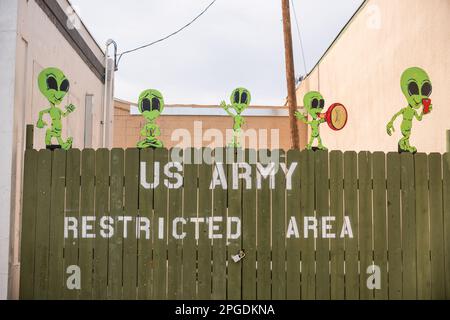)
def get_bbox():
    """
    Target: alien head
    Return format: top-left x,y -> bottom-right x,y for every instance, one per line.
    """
230,88 -> 251,115
38,67 -> 70,106
303,91 -> 325,119
401,67 -> 432,109
138,89 -> 164,121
